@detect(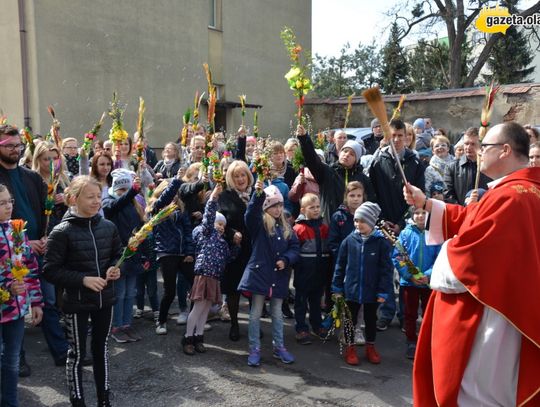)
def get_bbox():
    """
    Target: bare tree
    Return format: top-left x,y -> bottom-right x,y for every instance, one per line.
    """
392,0 -> 540,87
